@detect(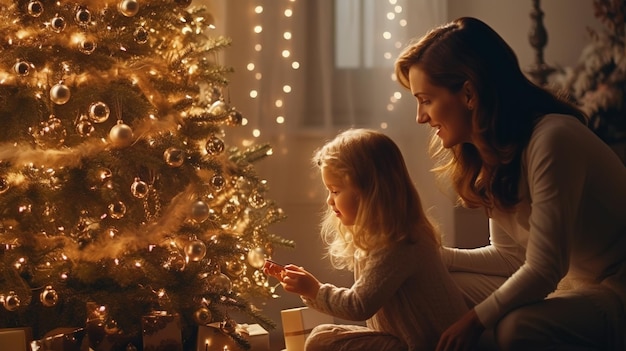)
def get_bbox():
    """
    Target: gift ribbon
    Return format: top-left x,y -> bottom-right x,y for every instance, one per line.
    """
284,329 -> 314,337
